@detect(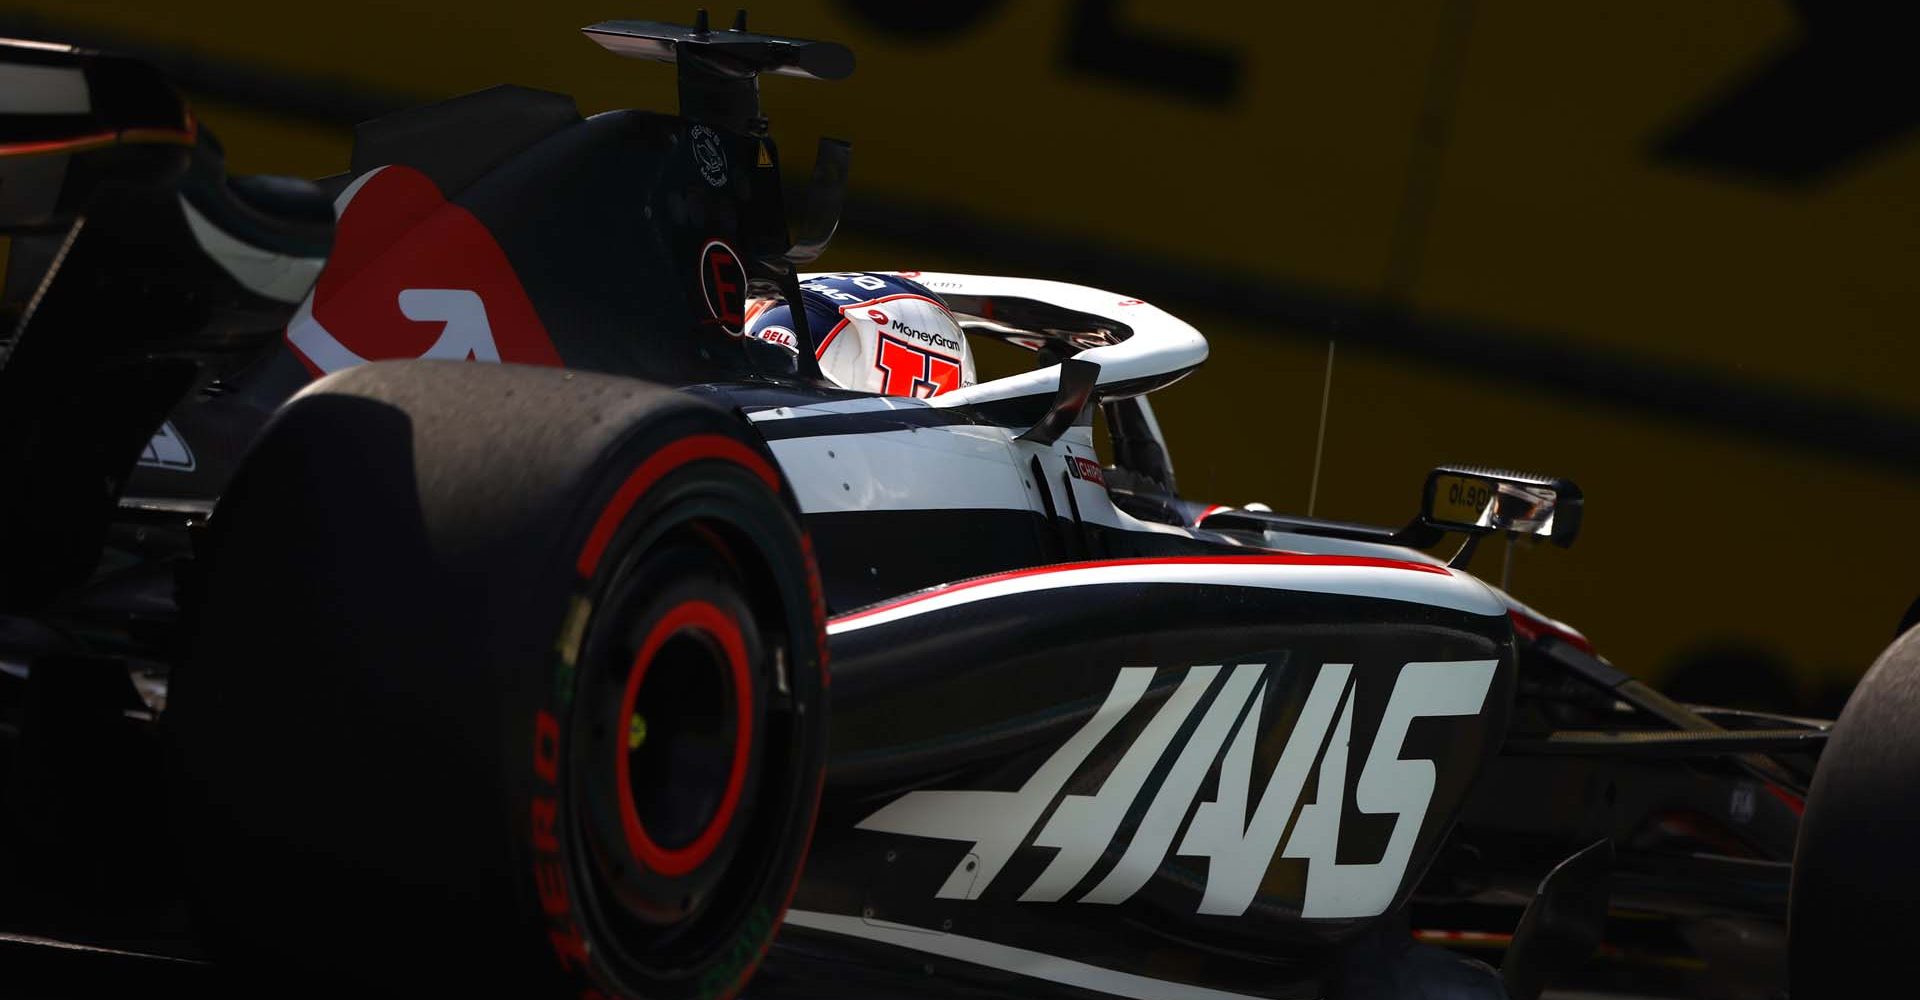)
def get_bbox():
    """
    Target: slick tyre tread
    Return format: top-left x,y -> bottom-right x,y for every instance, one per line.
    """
168,360 -> 826,999
1789,623 -> 1920,1000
